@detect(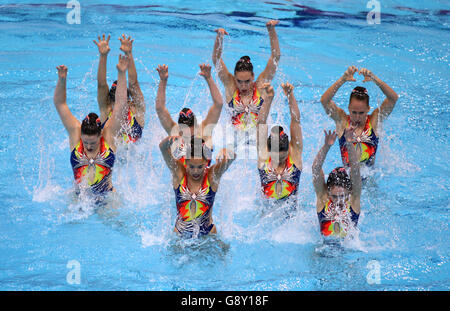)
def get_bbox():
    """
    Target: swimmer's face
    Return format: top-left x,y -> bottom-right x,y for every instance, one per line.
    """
186,158 -> 208,181
328,186 -> 350,206
81,134 -> 101,153
235,71 -> 254,94
269,150 -> 289,164
348,98 -> 370,126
